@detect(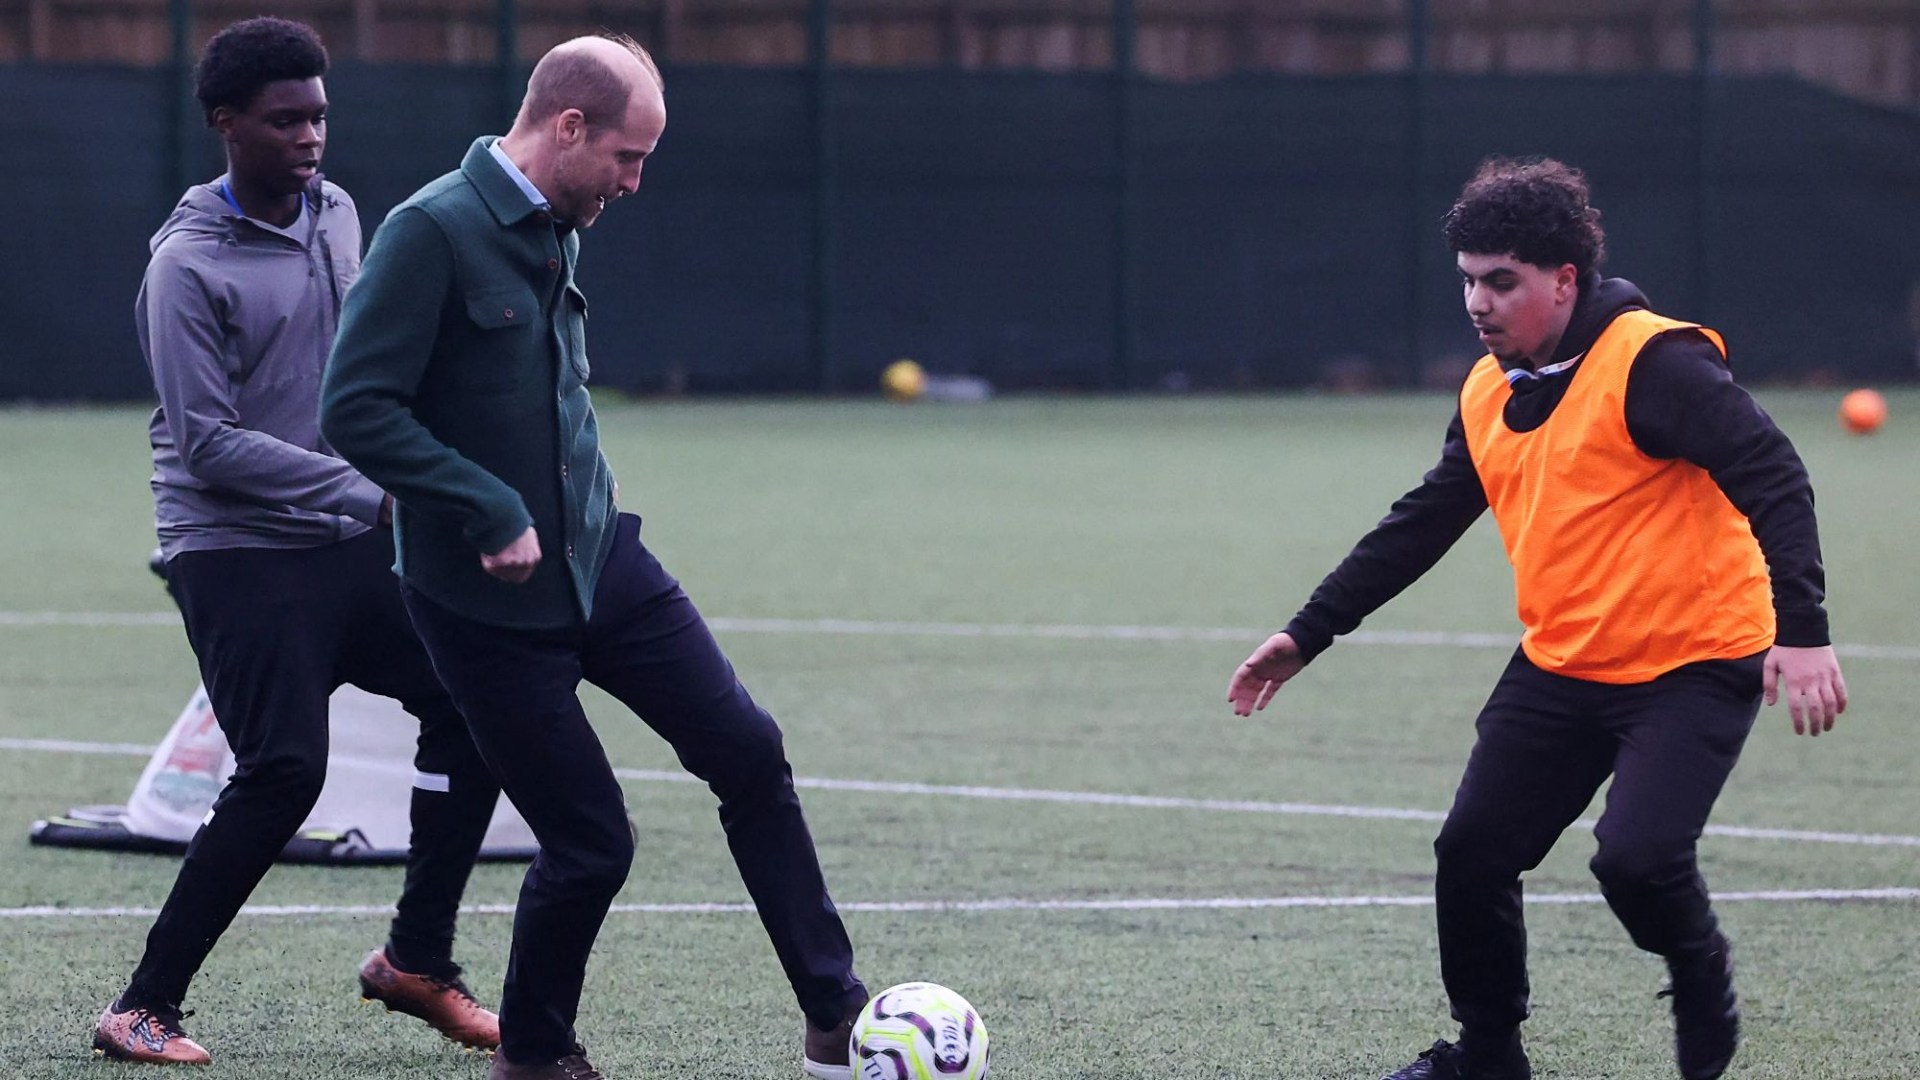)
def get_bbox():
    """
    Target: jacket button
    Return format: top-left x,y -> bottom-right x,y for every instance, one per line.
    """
561,464 -> 569,477
503,308 -> 514,319
566,545 -> 575,558
547,258 -> 559,270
